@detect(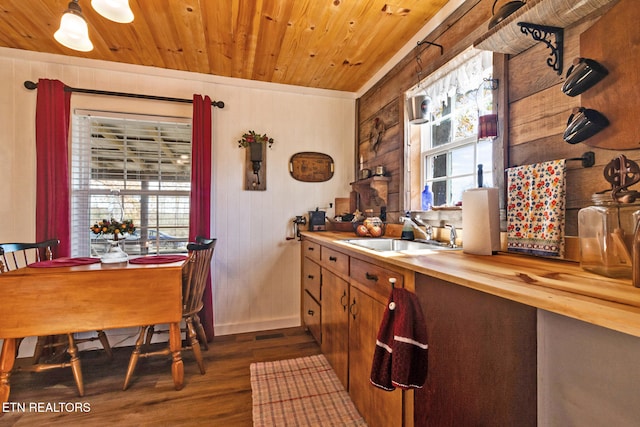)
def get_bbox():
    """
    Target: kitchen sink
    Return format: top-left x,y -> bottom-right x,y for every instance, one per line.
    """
340,238 -> 459,253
